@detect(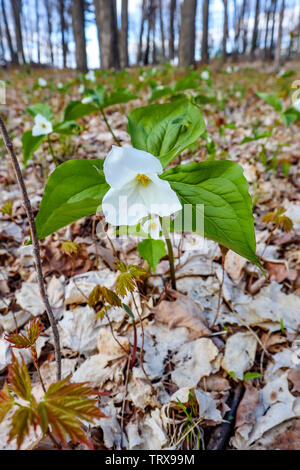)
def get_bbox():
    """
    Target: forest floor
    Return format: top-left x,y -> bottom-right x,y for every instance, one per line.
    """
0,61 -> 300,450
